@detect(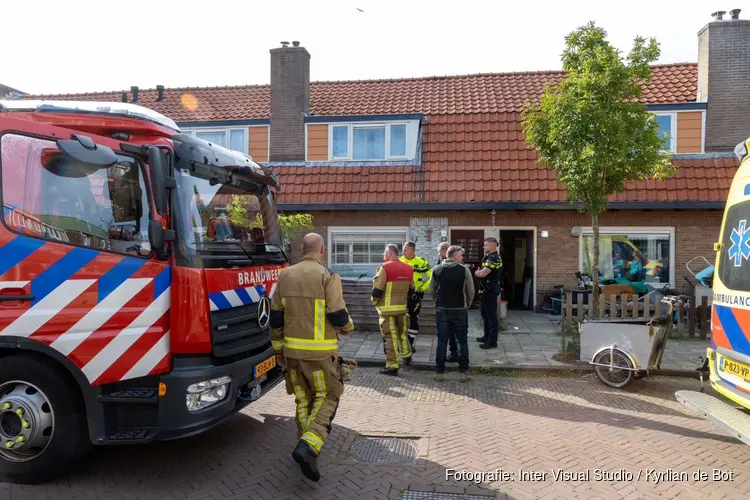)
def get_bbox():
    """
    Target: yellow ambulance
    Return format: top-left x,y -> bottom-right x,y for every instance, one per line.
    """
676,137 -> 750,446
